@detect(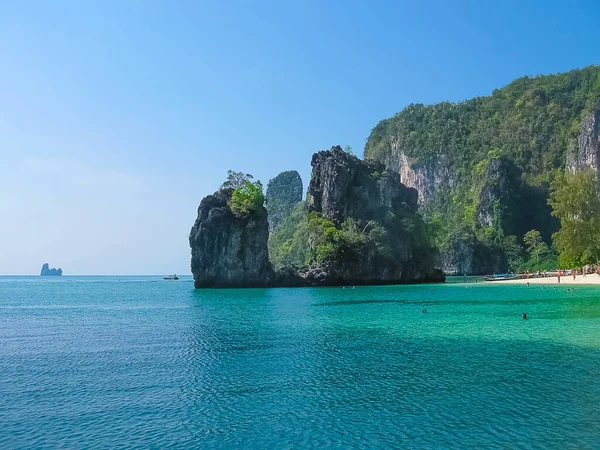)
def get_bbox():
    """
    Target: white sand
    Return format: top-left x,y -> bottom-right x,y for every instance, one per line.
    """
491,275 -> 600,285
